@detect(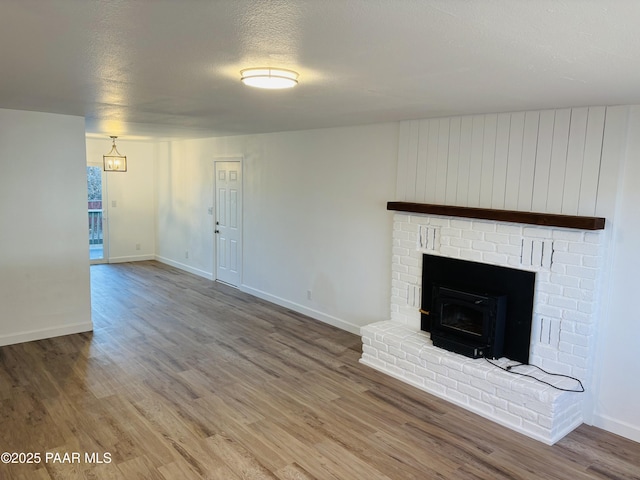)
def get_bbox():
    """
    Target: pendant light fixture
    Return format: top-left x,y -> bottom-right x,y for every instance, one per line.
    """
103,136 -> 127,172
240,67 -> 299,89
